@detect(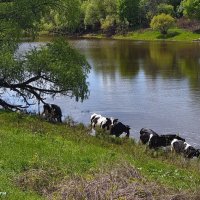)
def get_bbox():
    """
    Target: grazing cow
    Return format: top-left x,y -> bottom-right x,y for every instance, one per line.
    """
42,103 -> 62,122
171,139 -> 200,159
110,122 -> 130,137
91,113 -> 118,130
140,128 -> 159,144
149,134 -> 185,149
